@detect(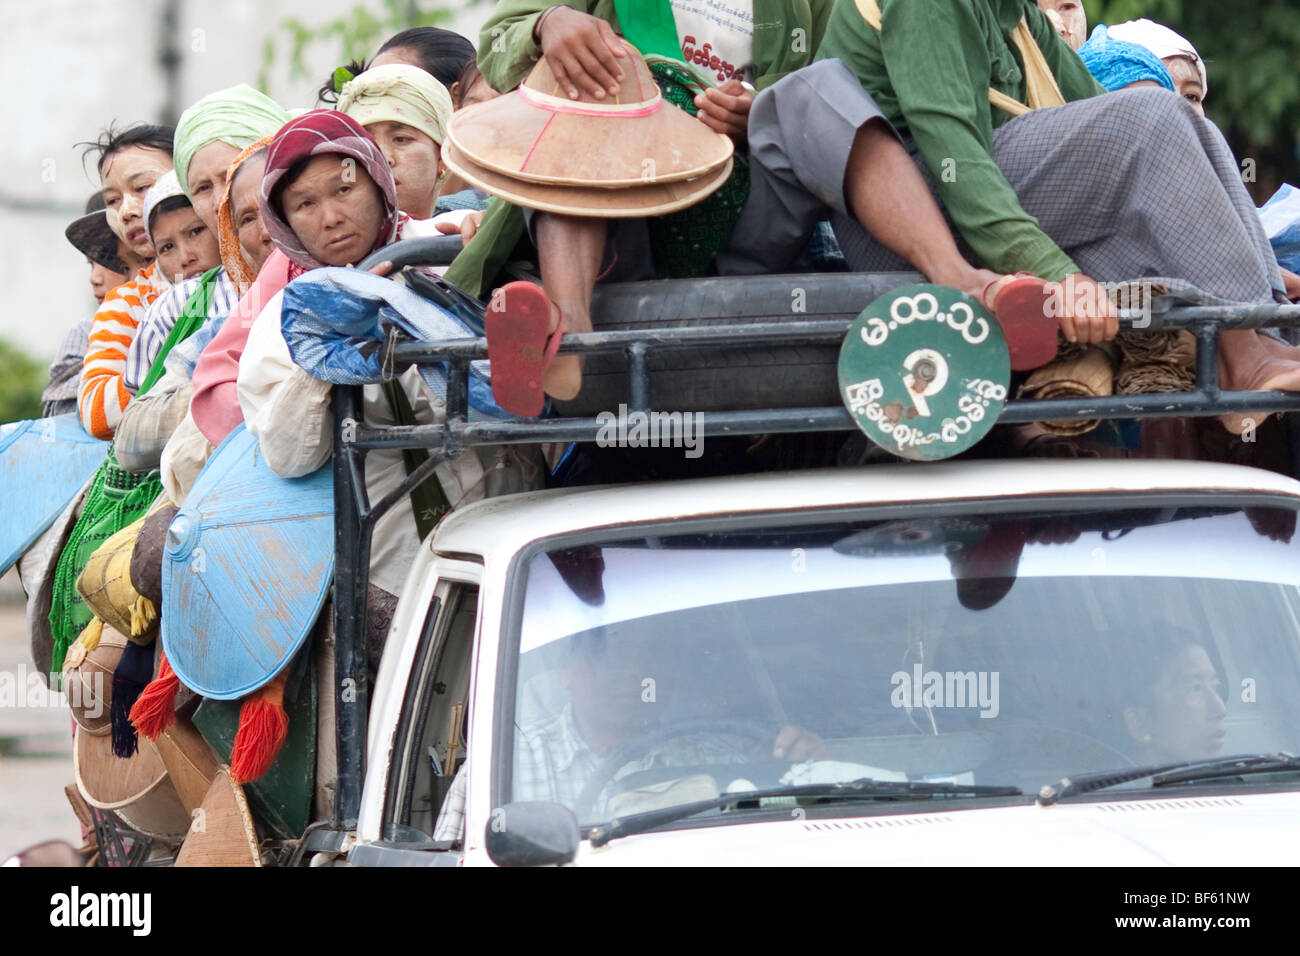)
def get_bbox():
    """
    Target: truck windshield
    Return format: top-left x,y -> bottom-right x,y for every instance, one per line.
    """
506,503 -> 1300,828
